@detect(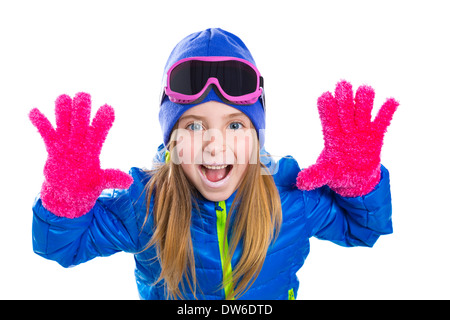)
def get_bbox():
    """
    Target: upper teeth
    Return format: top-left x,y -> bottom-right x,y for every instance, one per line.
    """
203,165 -> 228,170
